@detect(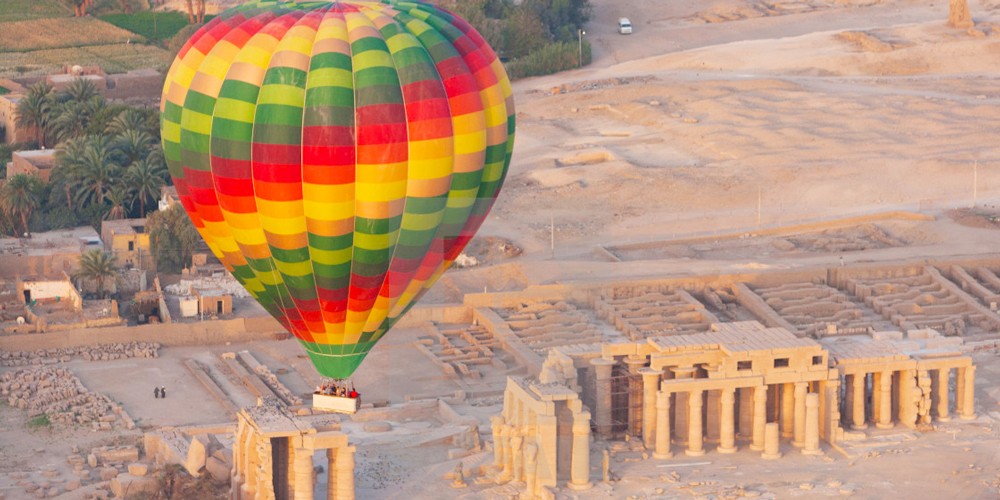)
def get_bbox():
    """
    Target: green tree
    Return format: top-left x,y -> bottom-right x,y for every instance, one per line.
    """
14,82 -> 55,148
0,174 -> 44,237
73,136 -> 123,208
104,186 -> 129,220
75,249 -> 118,298
125,155 -> 167,217
503,6 -> 549,59
148,205 -> 199,273
58,78 -> 101,104
114,128 -> 154,167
